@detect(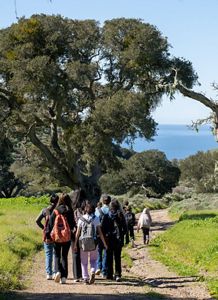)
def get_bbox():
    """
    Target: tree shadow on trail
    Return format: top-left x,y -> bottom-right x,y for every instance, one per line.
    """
179,213 -> 217,221
151,221 -> 176,231
144,276 -> 200,289
0,291 -> 214,300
